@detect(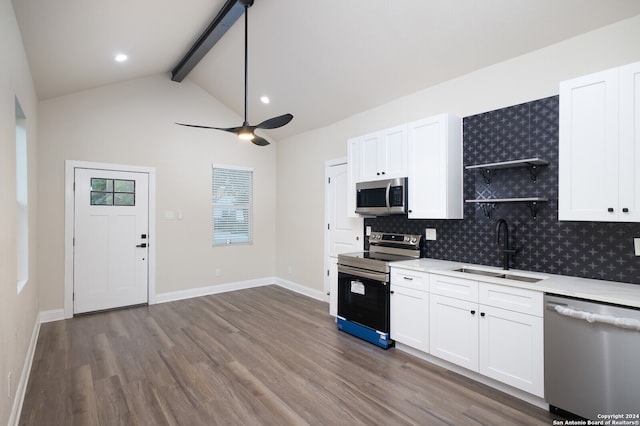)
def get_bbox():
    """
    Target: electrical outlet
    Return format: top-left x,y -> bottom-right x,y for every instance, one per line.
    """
635,238 -> 640,256
366,226 -> 372,236
425,228 -> 437,241
215,268 -> 221,277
